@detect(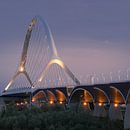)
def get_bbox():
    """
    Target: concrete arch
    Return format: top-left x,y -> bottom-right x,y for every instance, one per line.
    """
94,87 -> 110,103
110,86 -> 126,104
46,90 -> 57,102
32,90 -> 47,103
69,88 -> 94,104
56,90 -> 67,103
